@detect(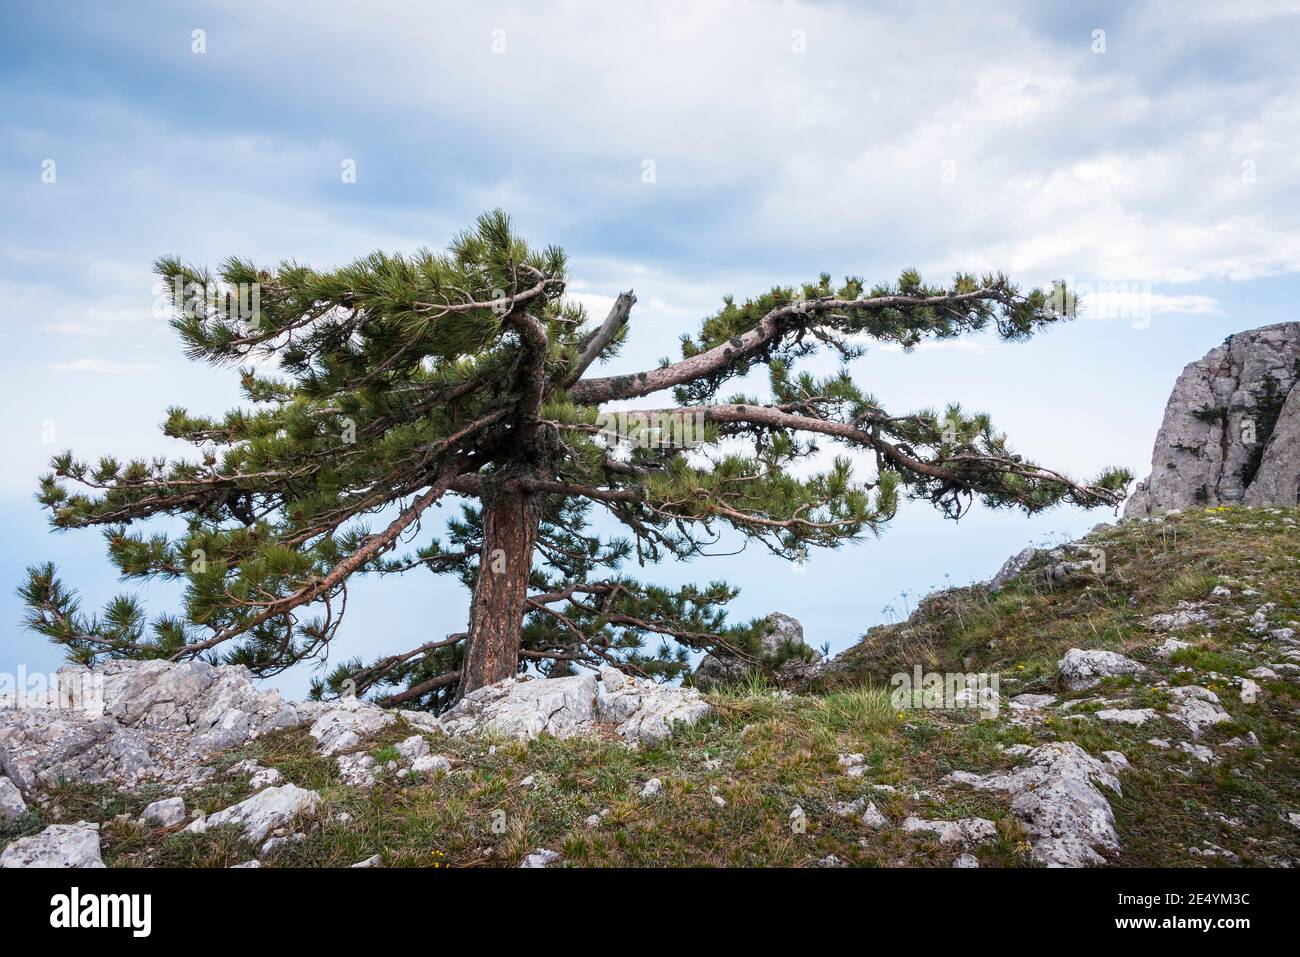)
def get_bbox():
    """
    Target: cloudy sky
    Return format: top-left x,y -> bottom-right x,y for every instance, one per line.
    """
2,0 -> 1297,696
